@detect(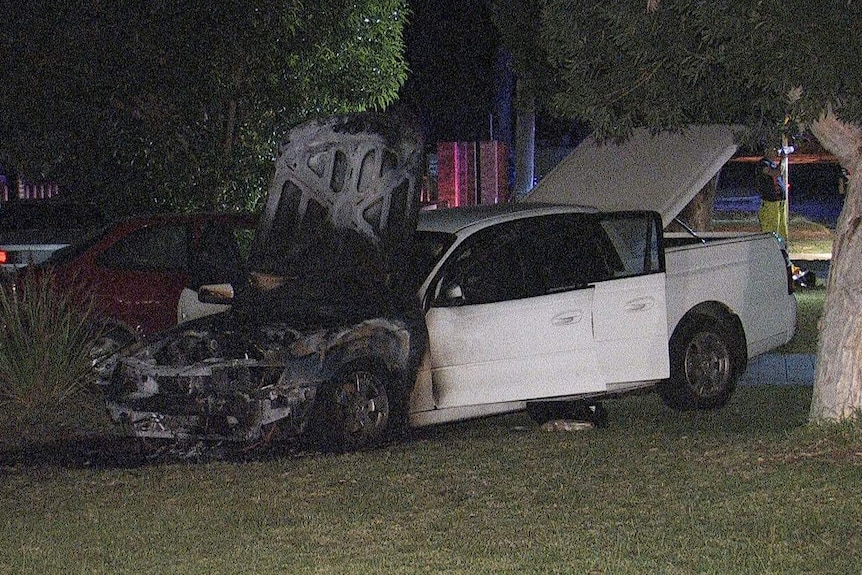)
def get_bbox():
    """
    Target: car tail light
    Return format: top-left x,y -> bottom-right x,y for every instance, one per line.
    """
0,250 -> 7,264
